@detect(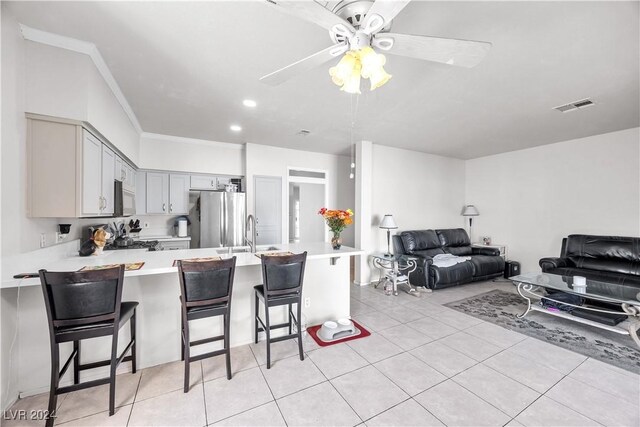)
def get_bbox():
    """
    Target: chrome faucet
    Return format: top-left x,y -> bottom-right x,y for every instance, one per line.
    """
245,214 -> 257,253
